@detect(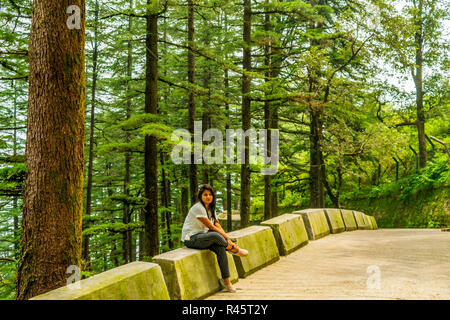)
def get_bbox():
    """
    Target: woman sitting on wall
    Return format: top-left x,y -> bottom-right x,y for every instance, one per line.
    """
181,184 -> 248,293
